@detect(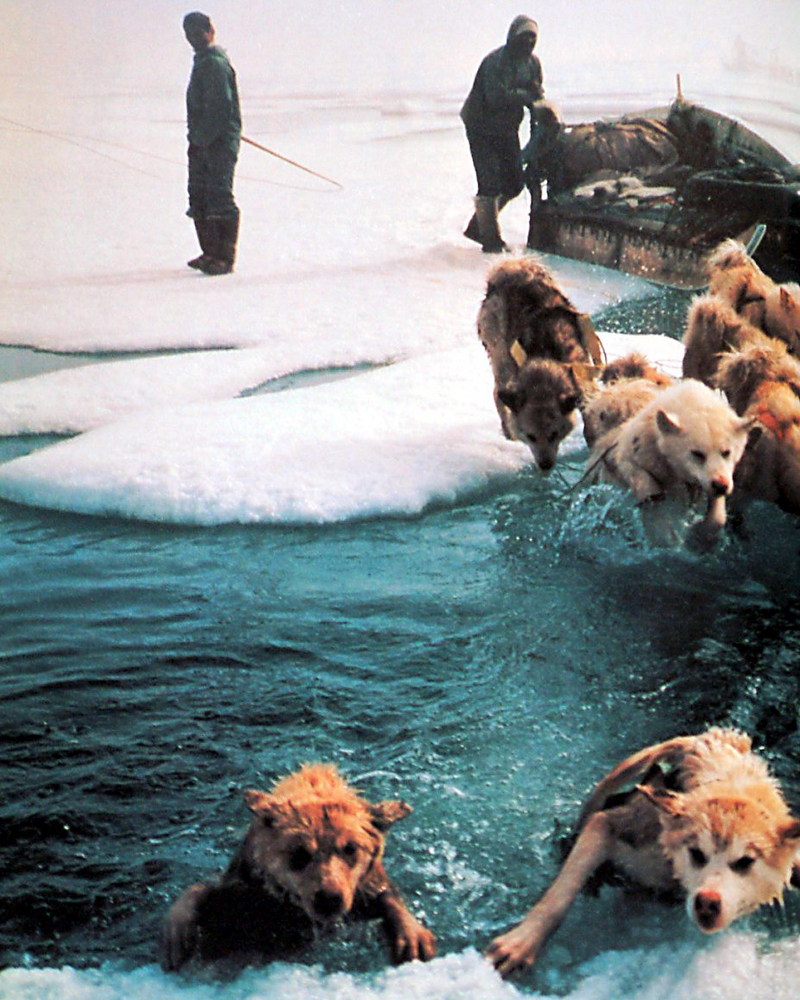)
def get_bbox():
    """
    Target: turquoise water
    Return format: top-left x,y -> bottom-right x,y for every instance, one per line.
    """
3,449 -> 800,995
